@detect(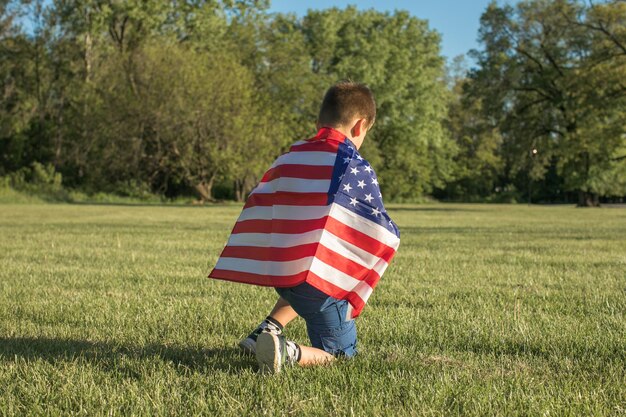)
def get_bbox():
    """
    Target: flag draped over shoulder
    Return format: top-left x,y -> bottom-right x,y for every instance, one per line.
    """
209,127 -> 400,318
